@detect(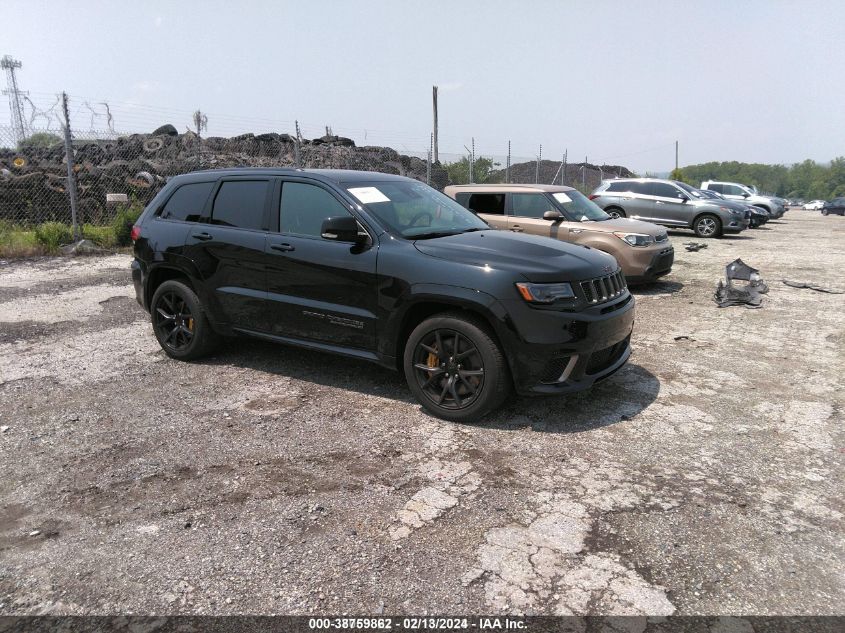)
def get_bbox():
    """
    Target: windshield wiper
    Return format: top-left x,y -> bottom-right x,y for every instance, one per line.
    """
411,227 -> 487,240
410,230 -> 464,240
